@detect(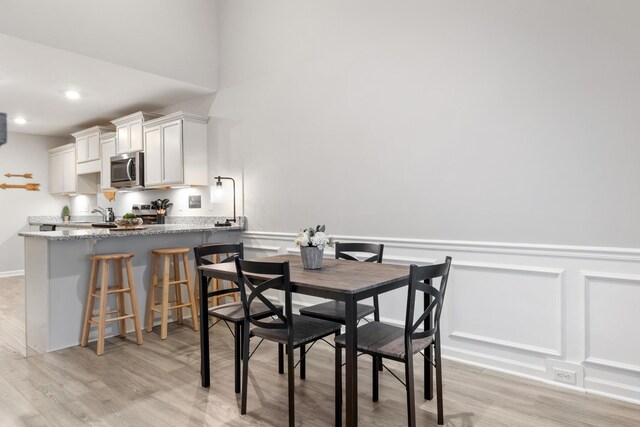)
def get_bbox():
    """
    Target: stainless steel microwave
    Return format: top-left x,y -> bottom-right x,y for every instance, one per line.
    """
110,152 -> 144,189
